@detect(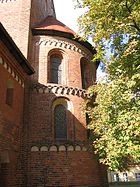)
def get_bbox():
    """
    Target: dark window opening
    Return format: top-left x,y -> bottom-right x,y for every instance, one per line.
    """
114,173 -> 120,182
54,104 -> 67,140
6,88 -> 13,106
51,55 -> 62,84
6,80 -> 14,106
80,57 -> 94,89
123,173 -> 128,182
135,173 -> 140,181
80,60 -> 86,89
